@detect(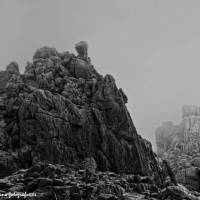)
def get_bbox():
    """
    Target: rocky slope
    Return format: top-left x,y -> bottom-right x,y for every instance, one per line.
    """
155,105 -> 200,192
0,161 -> 199,200
0,44 -> 198,199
